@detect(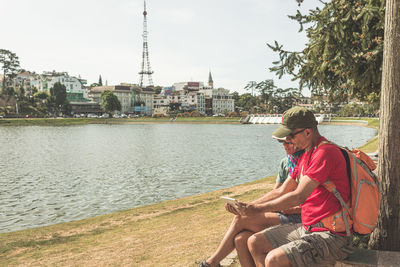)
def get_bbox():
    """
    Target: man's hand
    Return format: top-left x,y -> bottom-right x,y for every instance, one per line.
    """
235,202 -> 261,216
225,203 -> 239,215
